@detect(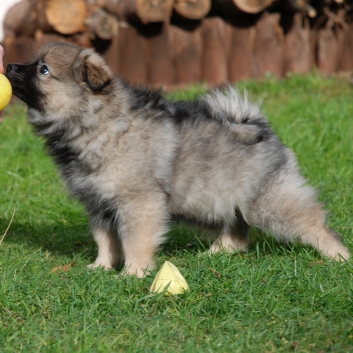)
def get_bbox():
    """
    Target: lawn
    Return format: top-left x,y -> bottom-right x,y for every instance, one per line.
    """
0,74 -> 353,352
